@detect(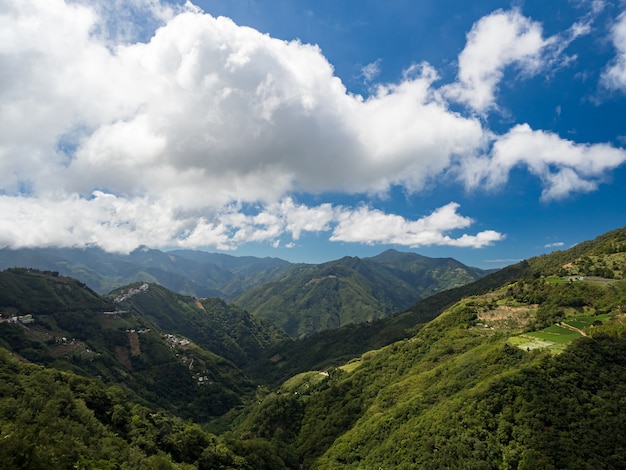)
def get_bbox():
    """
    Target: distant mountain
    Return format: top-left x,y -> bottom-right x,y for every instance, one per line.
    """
0,246 -> 292,299
248,227 -> 626,384
234,250 -> 491,338
245,260 -> 531,384
0,247 -> 492,338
